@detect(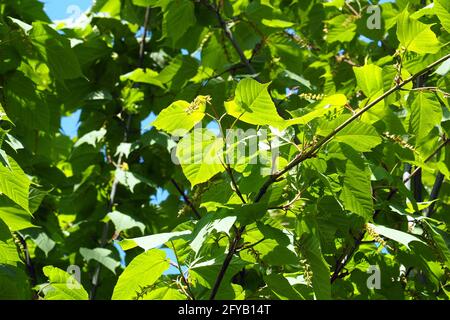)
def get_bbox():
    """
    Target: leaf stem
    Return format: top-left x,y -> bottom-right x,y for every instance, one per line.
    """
330,137 -> 449,282
170,241 -> 196,300
170,178 -> 202,220
254,53 -> 450,203
90,6 -> 151,300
